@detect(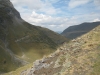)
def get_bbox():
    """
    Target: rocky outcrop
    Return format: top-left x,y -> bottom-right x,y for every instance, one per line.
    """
0,0 -> 13,7
21,25 -> 100,75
